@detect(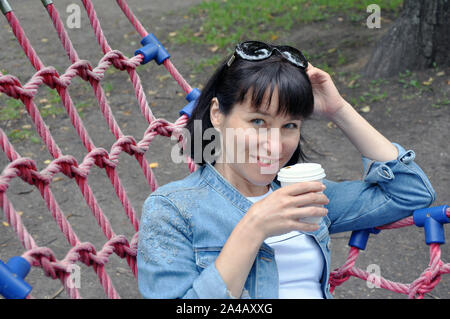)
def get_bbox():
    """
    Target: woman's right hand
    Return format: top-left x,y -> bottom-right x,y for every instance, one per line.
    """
245,182 -> 329,240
